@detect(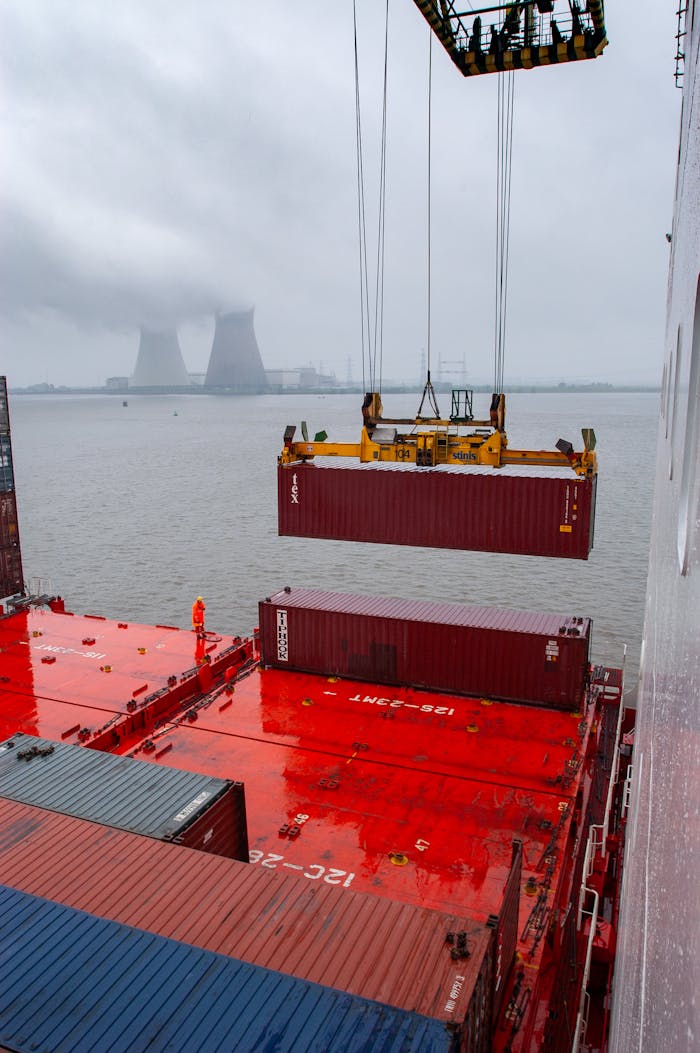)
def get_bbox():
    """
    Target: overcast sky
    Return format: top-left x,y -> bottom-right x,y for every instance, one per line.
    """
0,1 -> 681,387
